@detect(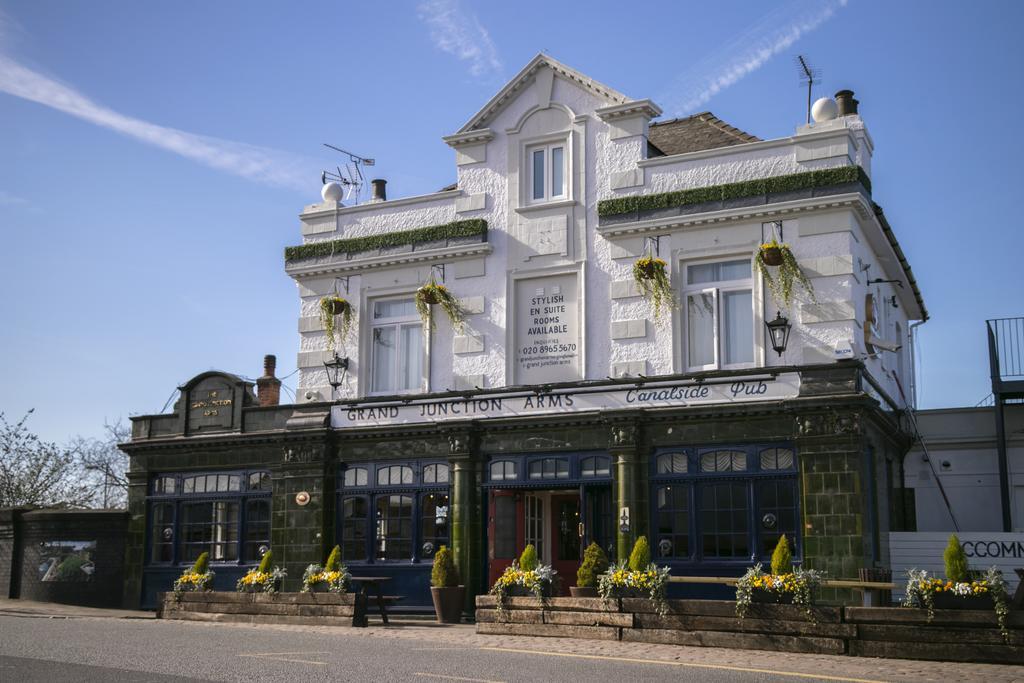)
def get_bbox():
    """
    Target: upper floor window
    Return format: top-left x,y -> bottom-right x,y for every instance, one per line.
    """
684,259 -> 754,371
489,460 -> 517,481
344,467 -> 368,488
580,456 -> 611,478
528,142 -> 566,203
377,465 -> 414,486
423,463 -> 450,484
528,457 -> 569,480
370,297 -> 425,395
